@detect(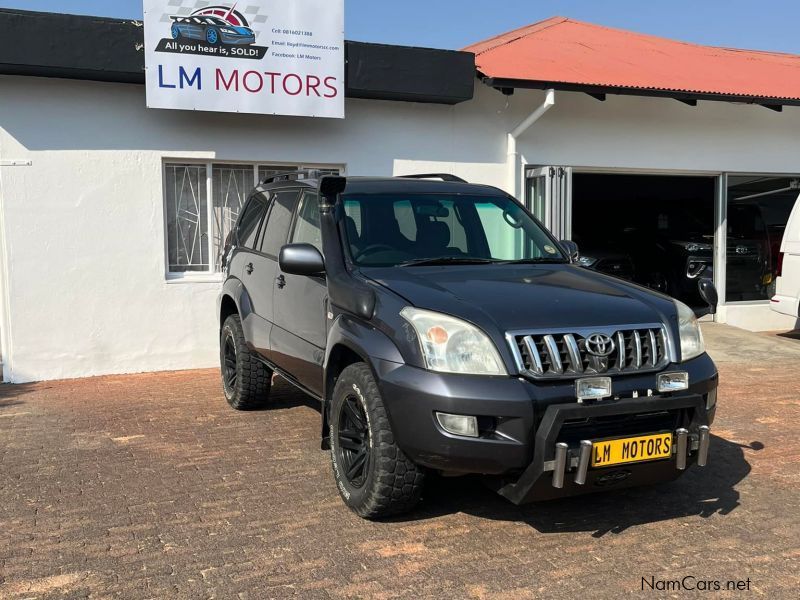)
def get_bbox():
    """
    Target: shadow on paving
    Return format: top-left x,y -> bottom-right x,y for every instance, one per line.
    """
400,435 -> 758,537
0,383 -> 41,409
